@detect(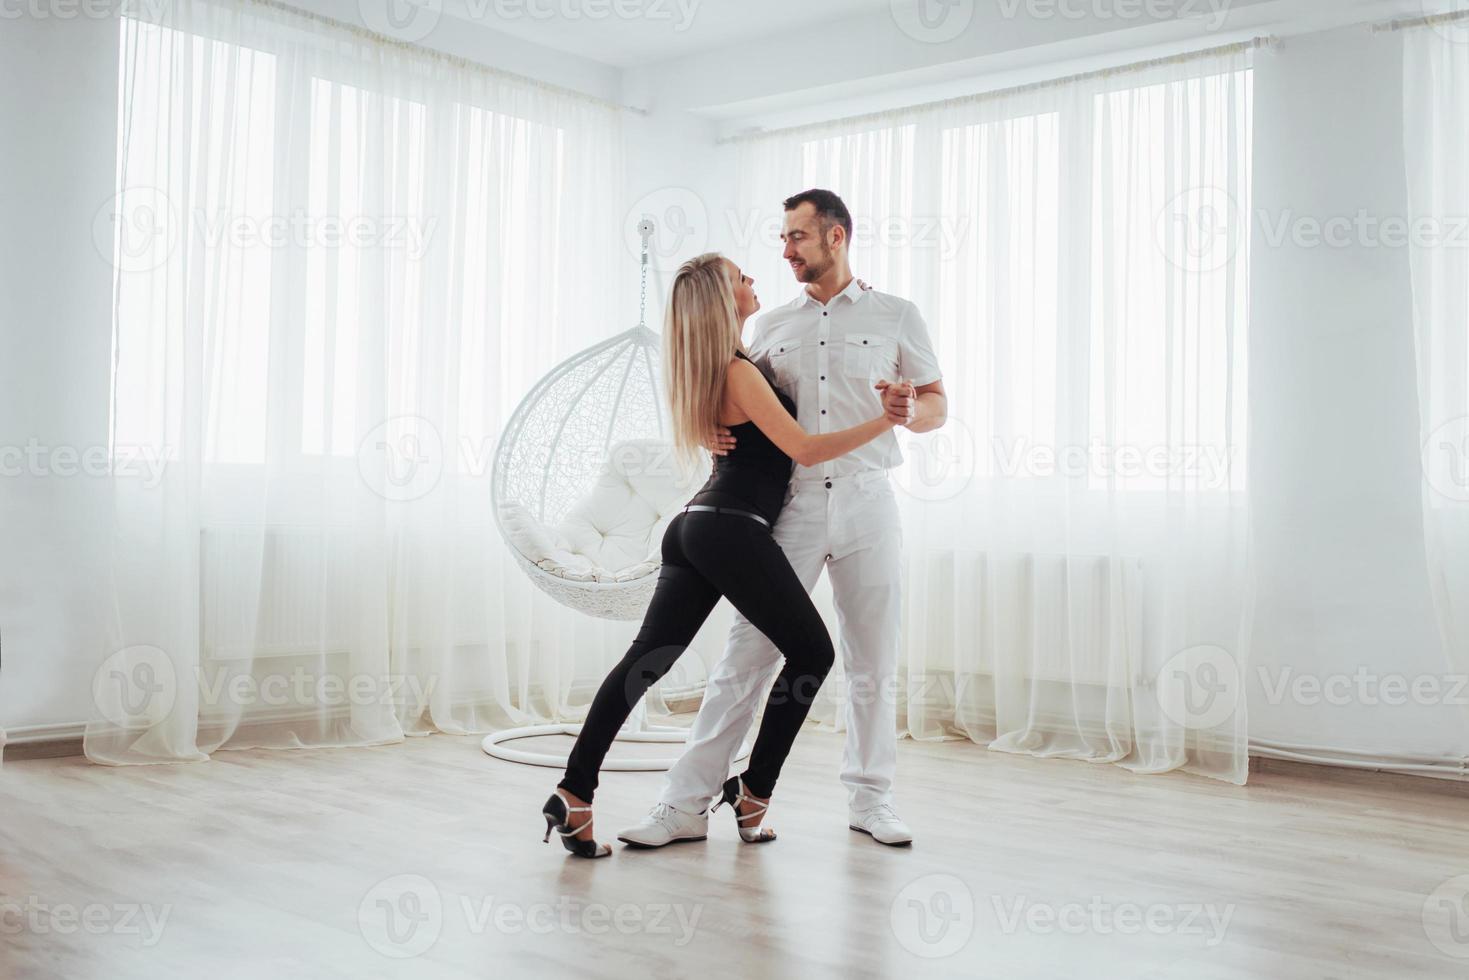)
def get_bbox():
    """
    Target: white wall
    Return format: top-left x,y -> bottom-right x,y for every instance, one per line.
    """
618,70 -> 739,325
0,15 -> 122,732
1246,29 -> 1469,763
